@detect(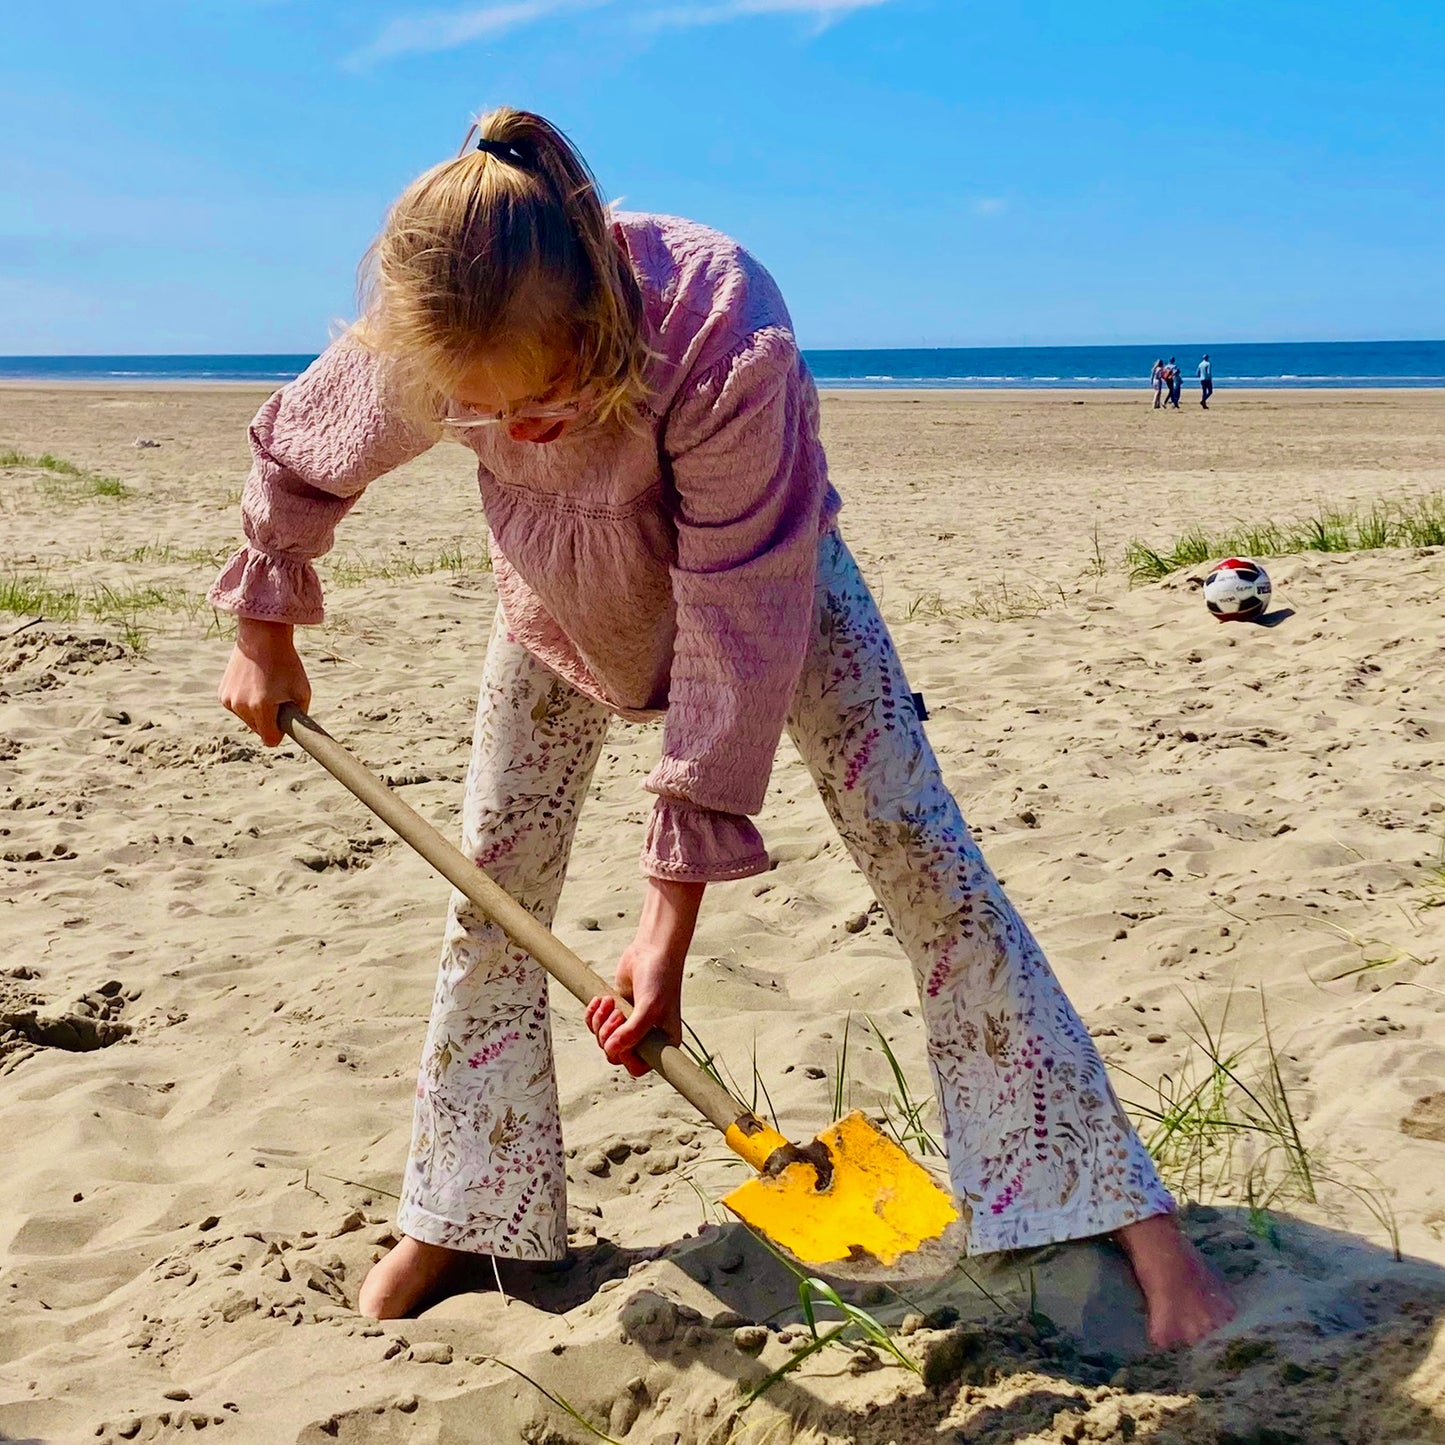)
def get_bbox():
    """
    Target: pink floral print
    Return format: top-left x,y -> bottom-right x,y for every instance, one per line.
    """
786,531 -> 1173,1252
398,608 -> 609,1259
397,533 -> 1173,1261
